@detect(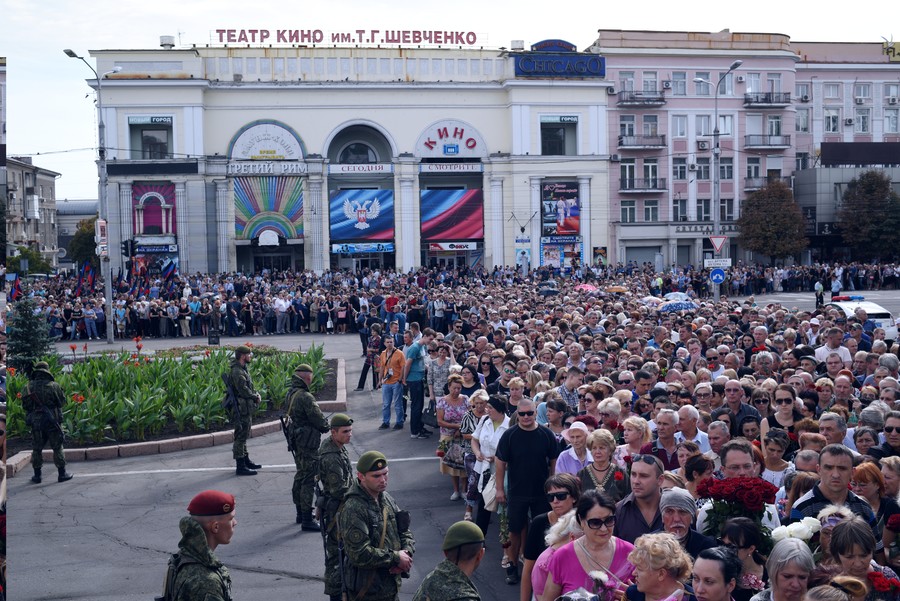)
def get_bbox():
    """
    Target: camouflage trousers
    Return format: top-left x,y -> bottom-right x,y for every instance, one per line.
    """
322,508 -> 342,596
32,427 -> 66,470
232,413 -> 252,459
292,451 -> 319,512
